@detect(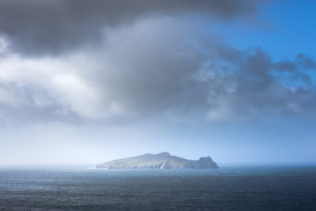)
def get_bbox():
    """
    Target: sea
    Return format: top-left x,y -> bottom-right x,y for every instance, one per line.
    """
0,165 -> 315,210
